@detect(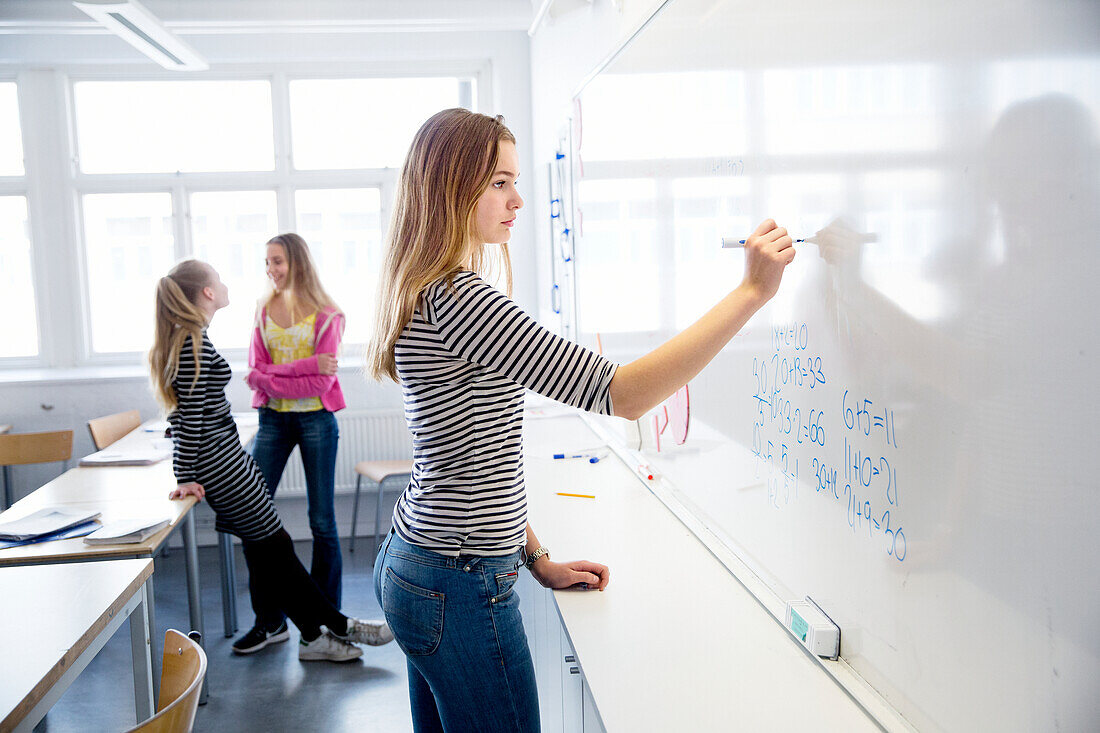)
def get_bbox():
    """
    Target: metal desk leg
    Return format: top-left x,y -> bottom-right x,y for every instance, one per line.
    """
2,464 -> 12,510
145,572 -> 160,695
350,475 -> 362,553
182,512 -> 208,704
129,577 -> 155,722
218,531 -> 238,638
373,479 -> 385,563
